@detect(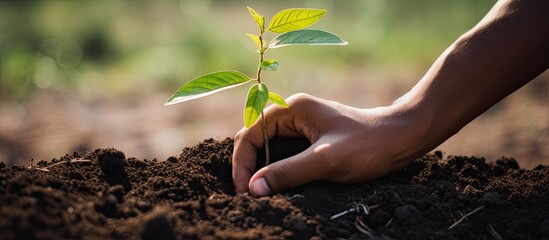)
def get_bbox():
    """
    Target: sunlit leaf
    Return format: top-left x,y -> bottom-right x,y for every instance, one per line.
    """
268,92 -> 288,108
247,6 -> 265,33
260,59 -> 279,71
244,83 -> 268,128
165,71 -> 251,105
269,29 -> 348,48
268,8 -> 326,33
245,33 -> 263,50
